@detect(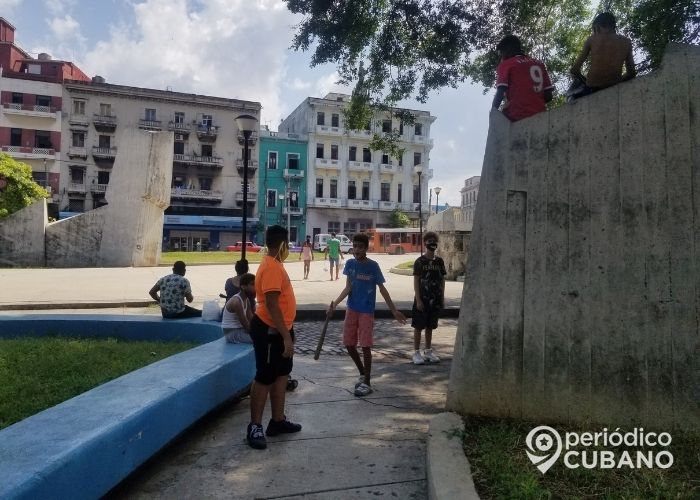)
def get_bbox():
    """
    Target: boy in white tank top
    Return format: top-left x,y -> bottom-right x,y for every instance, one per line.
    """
222,273 -> 255,343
